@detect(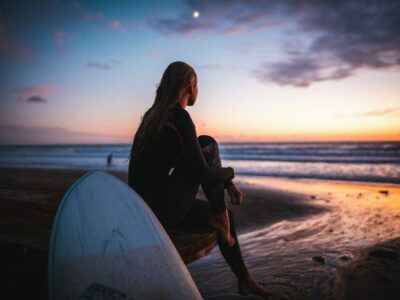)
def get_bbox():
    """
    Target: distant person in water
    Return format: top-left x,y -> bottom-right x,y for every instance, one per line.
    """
128,61 -> 271,298
107,153 -> 113,166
